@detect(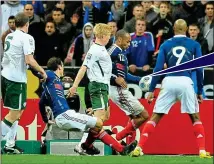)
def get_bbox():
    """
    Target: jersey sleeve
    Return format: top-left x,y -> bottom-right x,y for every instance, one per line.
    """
82,50 -> 99,69
23,34 -> 35,56
195,42 -> 204,94
127,73 -> 141,83
39,92 -> 49,123
147,32 -> 155,52
149,44 -> 166,92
